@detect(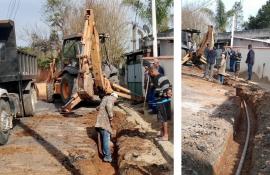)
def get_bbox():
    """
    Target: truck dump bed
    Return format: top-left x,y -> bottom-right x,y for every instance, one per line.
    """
0,20 -> 37,83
